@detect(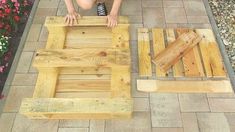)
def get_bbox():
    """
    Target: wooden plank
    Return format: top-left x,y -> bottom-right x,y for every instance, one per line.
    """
60,67 -> 111,75
138,28 -> 152,77
152,31 -> 202,72
56,80 -> 110,92
55,92 -> 111,98
196,29 -> 226,77
137,80 -> 233,93
45,16 -> 129,27
176,29 -> 205,77
112,25 -> 130,49
166,29 -> 184,77
58,74 -> 110,80
33,68 -> 59,98
46,27 -> 66,49
20,98 -> 133,119
33,49 -> 130,68
111,66 -> 131,98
